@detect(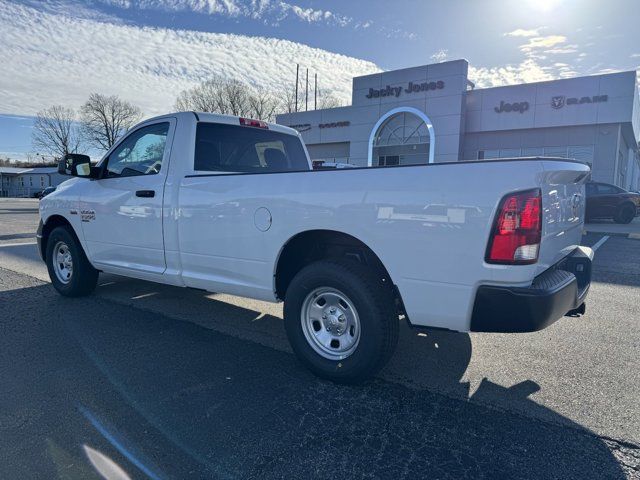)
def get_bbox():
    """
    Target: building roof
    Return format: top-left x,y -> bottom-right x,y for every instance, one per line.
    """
0,167 -> 58,175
